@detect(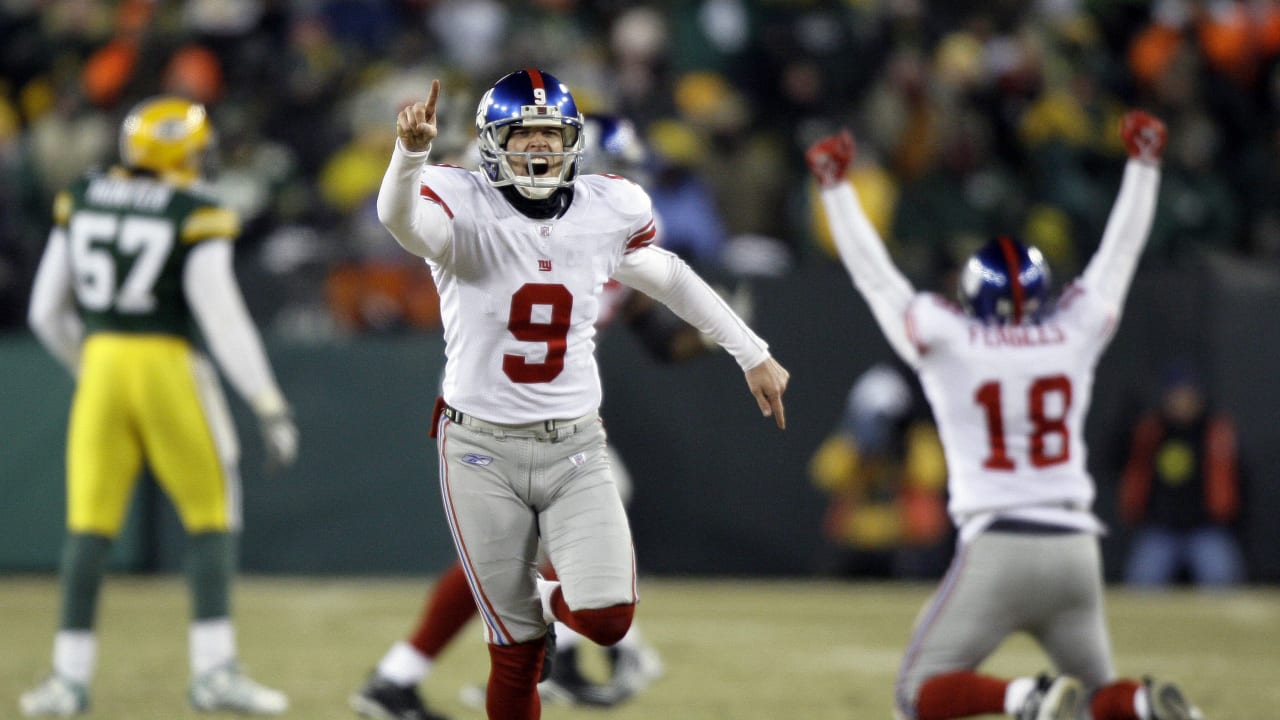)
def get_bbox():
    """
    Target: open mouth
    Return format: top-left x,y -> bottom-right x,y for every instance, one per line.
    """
530,158 -> 550,176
